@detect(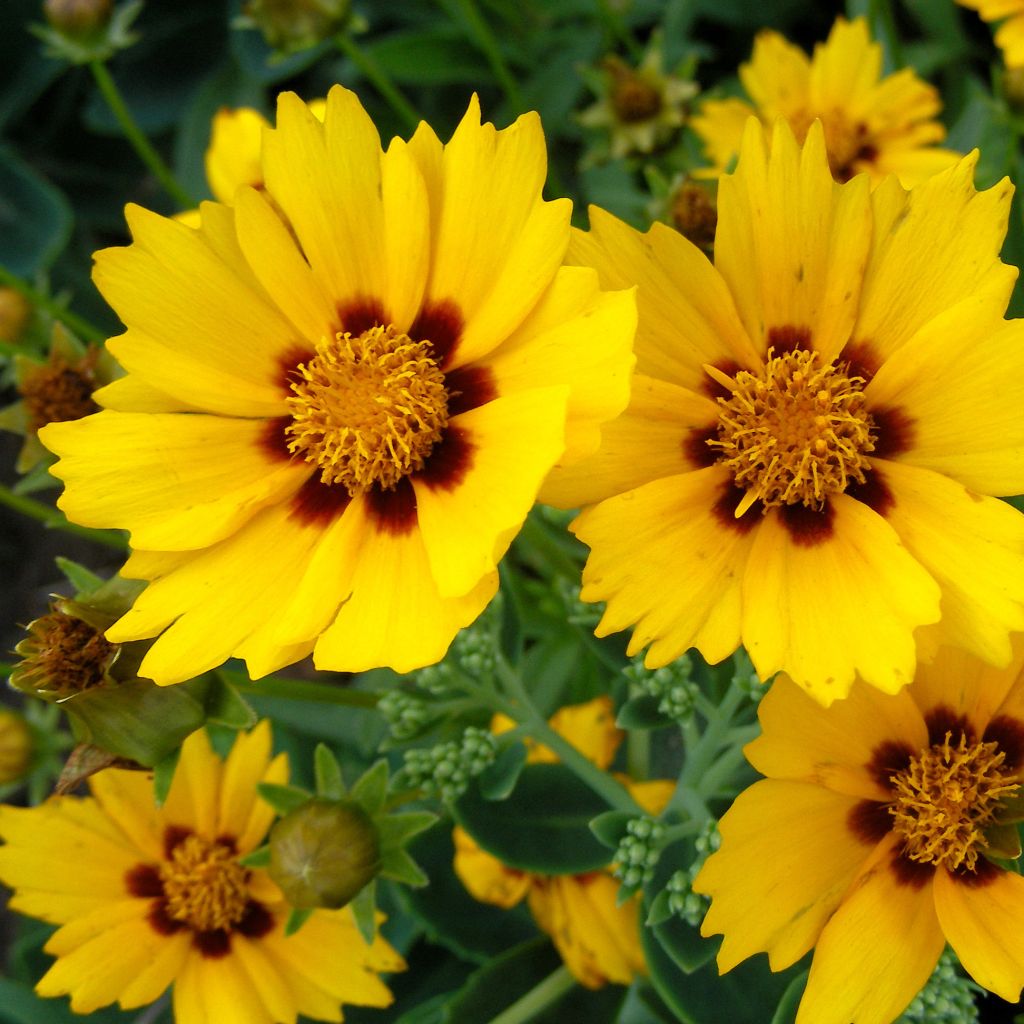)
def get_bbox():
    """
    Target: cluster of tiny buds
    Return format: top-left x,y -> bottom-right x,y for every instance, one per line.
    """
731,651 -> 767,704
614,816 -> 665,889
897,950 -> 978,1023
400,727 -> 497,803
452,629 -> 499,682
666,821 -> 721,927
624,653 -> 699,723
554,578 -> 603,628
376,689 -> 432,741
